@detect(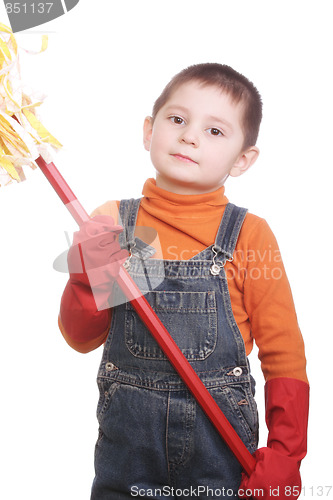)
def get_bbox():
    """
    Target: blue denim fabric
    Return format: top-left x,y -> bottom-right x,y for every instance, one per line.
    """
90,200 -> 259,499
